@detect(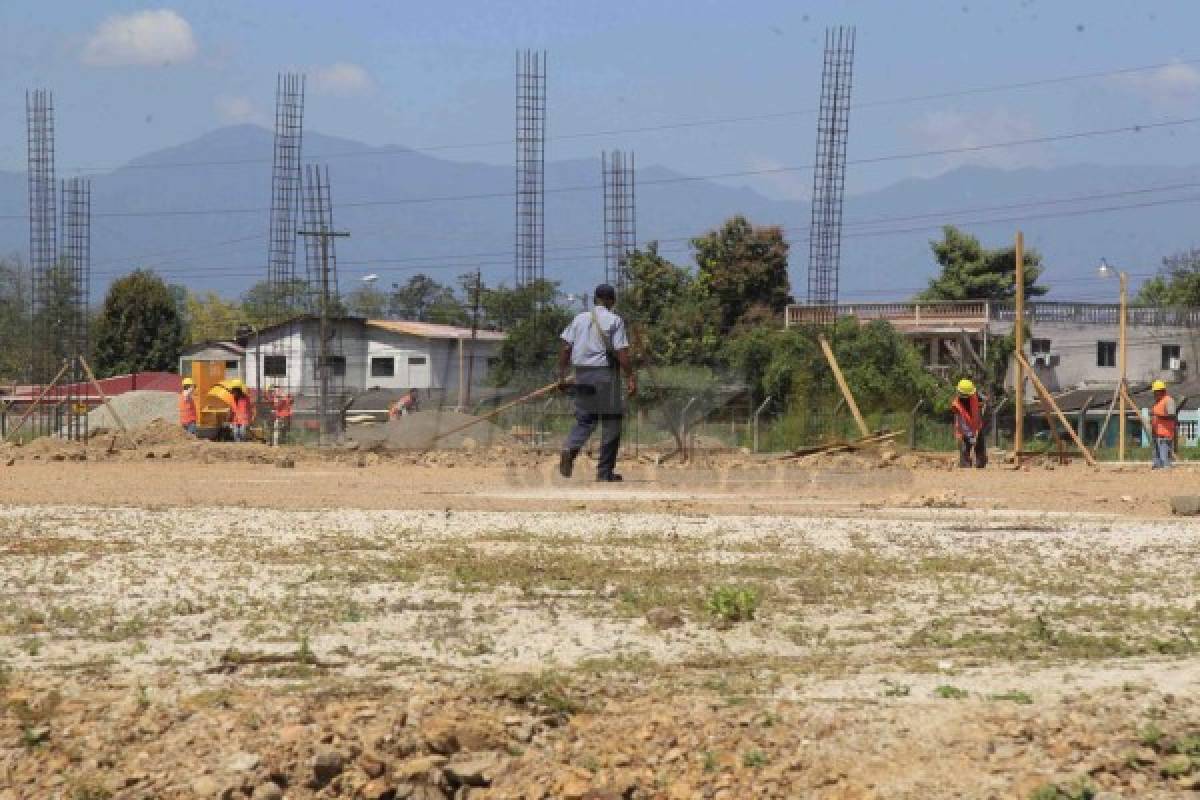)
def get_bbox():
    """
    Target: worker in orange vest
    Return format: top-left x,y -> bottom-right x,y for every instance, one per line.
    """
388,389 -> 418,420
179,377 -> 198,435
951,378 -> 987,468
228,380 -> 255,442
1150,379 -> 1177,469
266,384 -> 294,445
